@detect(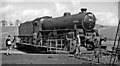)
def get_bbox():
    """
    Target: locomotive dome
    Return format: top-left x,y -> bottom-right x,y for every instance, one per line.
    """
63,12 -> 71,16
